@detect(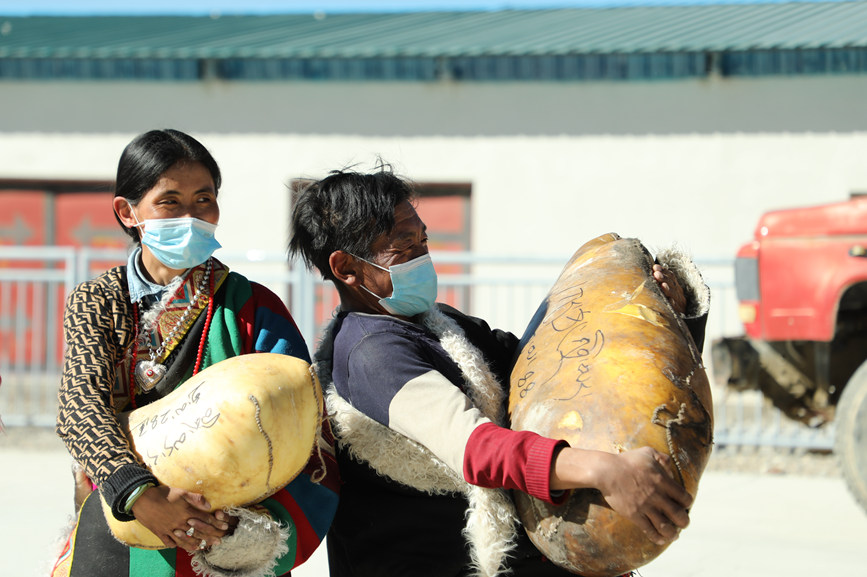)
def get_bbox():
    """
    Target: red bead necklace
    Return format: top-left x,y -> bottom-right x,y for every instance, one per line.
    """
193,270 -> 216,376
